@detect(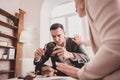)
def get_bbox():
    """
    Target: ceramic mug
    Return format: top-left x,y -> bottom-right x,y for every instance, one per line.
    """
3,55 -> 7,59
